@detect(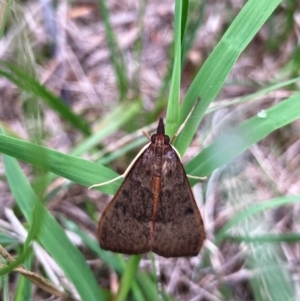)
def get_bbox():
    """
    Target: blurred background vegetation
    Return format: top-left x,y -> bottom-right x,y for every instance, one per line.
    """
0,0 -> 300,300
